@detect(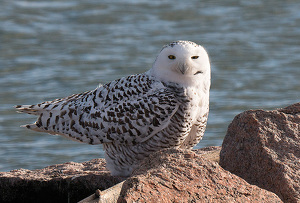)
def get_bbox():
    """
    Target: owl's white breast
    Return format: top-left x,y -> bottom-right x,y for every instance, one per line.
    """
185,86 -> 209,124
